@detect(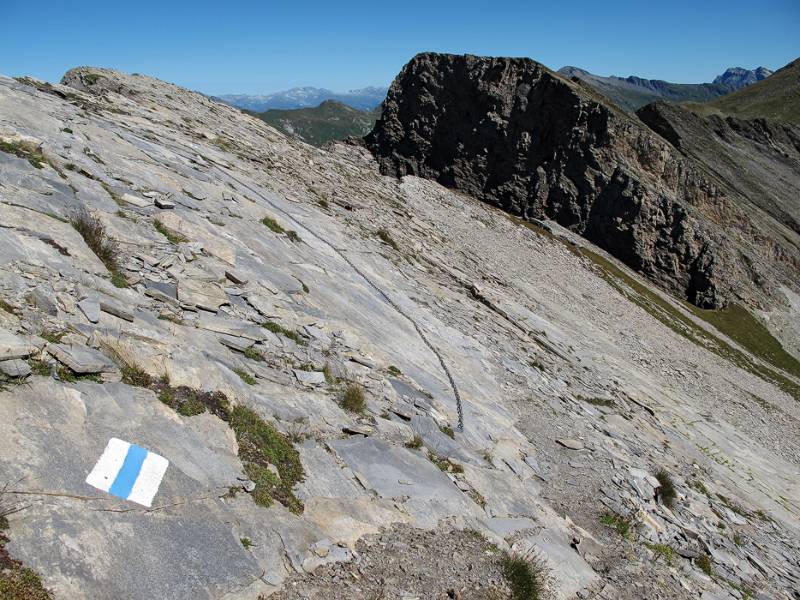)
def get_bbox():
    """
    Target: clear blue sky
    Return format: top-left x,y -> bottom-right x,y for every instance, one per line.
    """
2,0 -> 798,95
